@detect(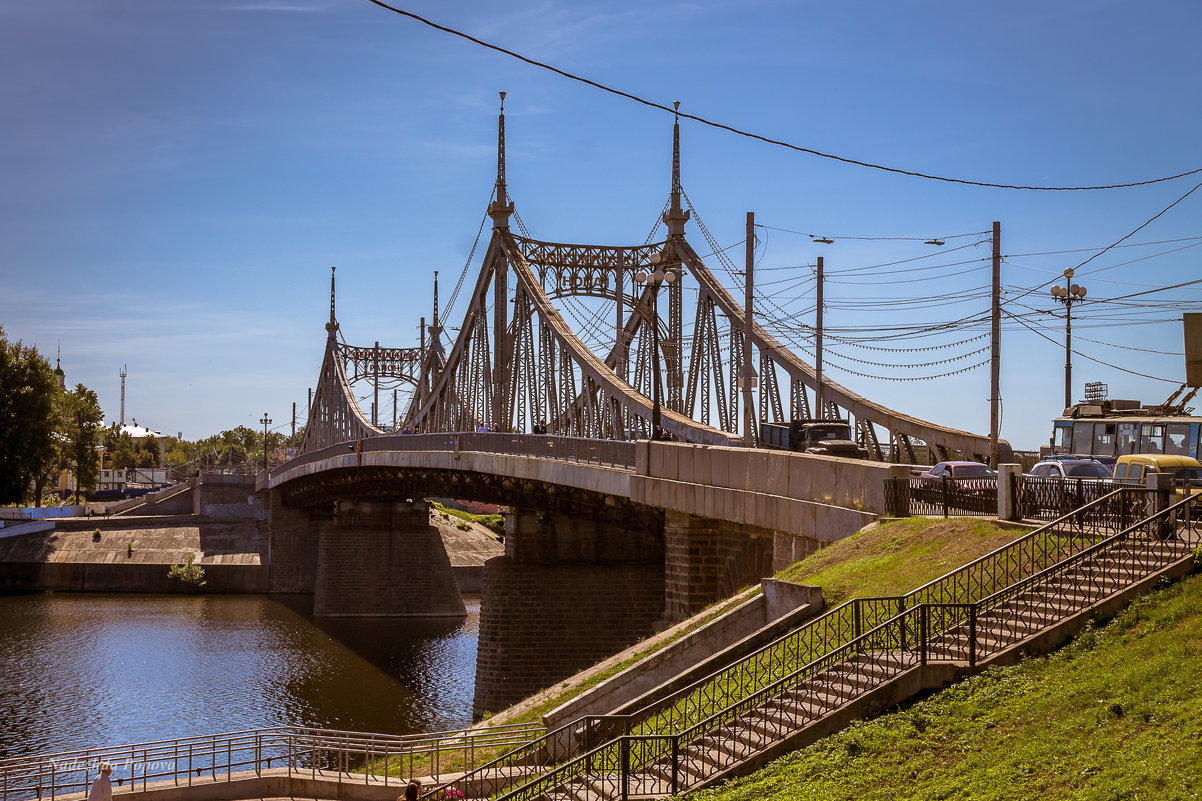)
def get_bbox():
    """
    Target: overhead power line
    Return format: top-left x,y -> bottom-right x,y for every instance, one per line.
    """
364,1 -> 1202,192
1005,311 -> 1179,383
1076,180 -> 1202,275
